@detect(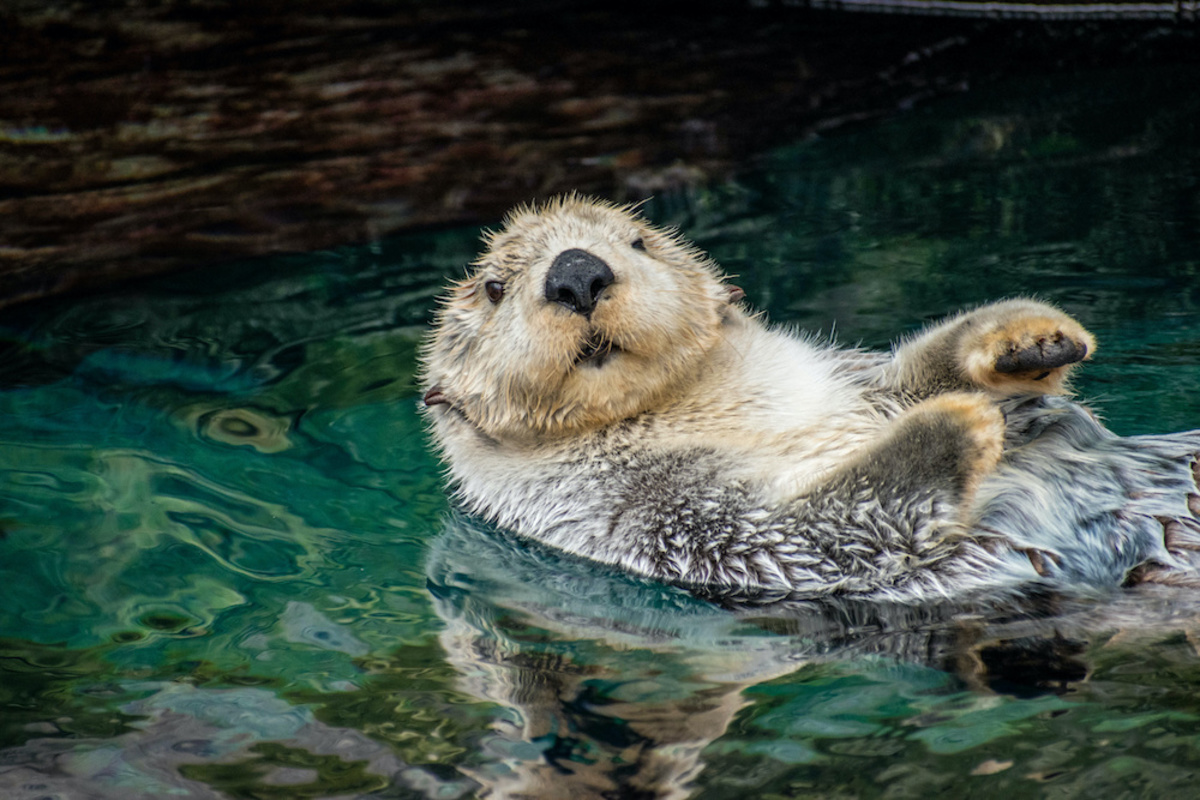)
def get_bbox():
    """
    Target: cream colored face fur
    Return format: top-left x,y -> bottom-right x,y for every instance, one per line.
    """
422,196 -> 736,440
